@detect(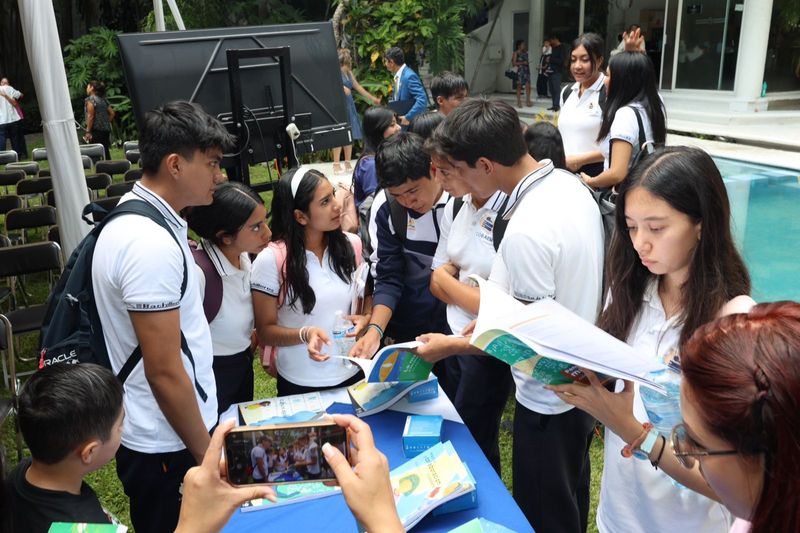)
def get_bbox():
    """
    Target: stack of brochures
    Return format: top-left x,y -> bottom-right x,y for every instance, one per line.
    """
238,392 -> 326,426
240,482 -> 341,512
390,441 -> 476,530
